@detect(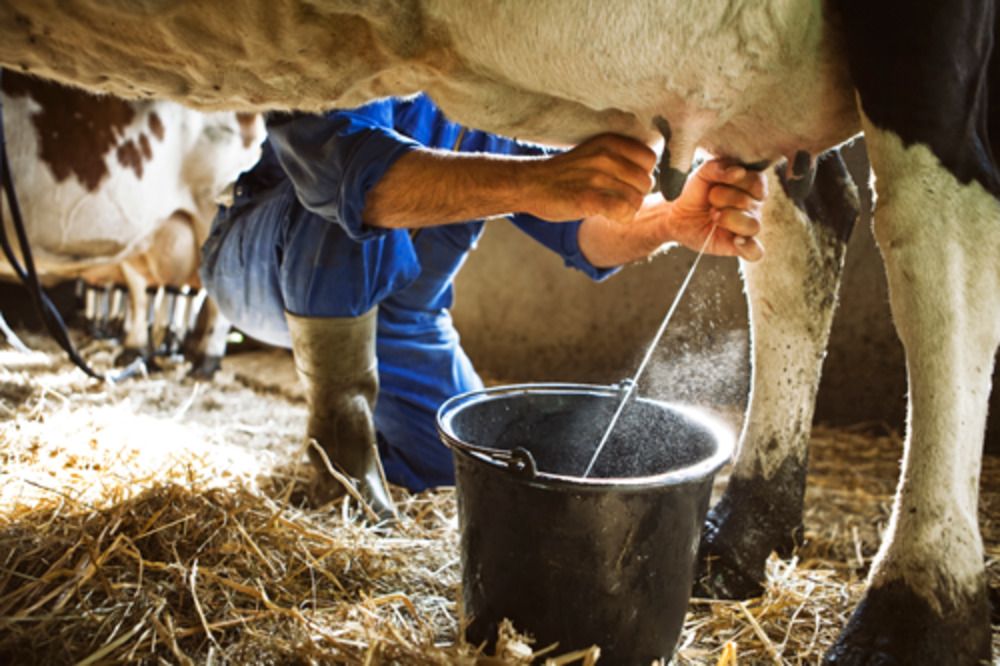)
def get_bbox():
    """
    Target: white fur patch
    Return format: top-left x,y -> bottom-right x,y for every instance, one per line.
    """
733,169 -> 848,480
862,113 -> 1000,609
426,0 -> 859,162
